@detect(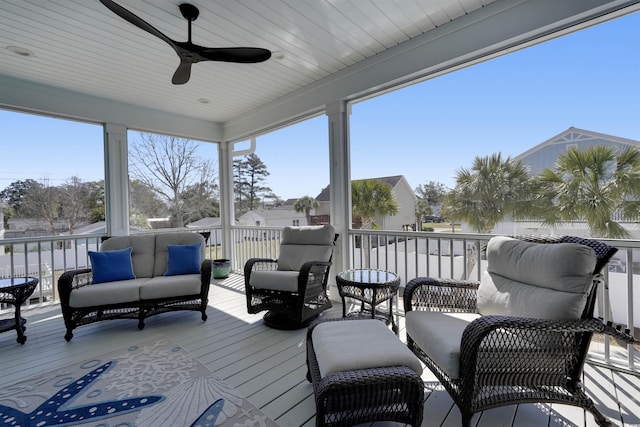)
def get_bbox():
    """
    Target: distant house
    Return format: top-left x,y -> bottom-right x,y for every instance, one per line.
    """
237,208 -> 308,227
491,127 -> 640,238
276,199 -> 299,210
186,217 -> 222,244
71,221 -> 108,236
513,127 -> 639,175
314,175 -> 417,230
